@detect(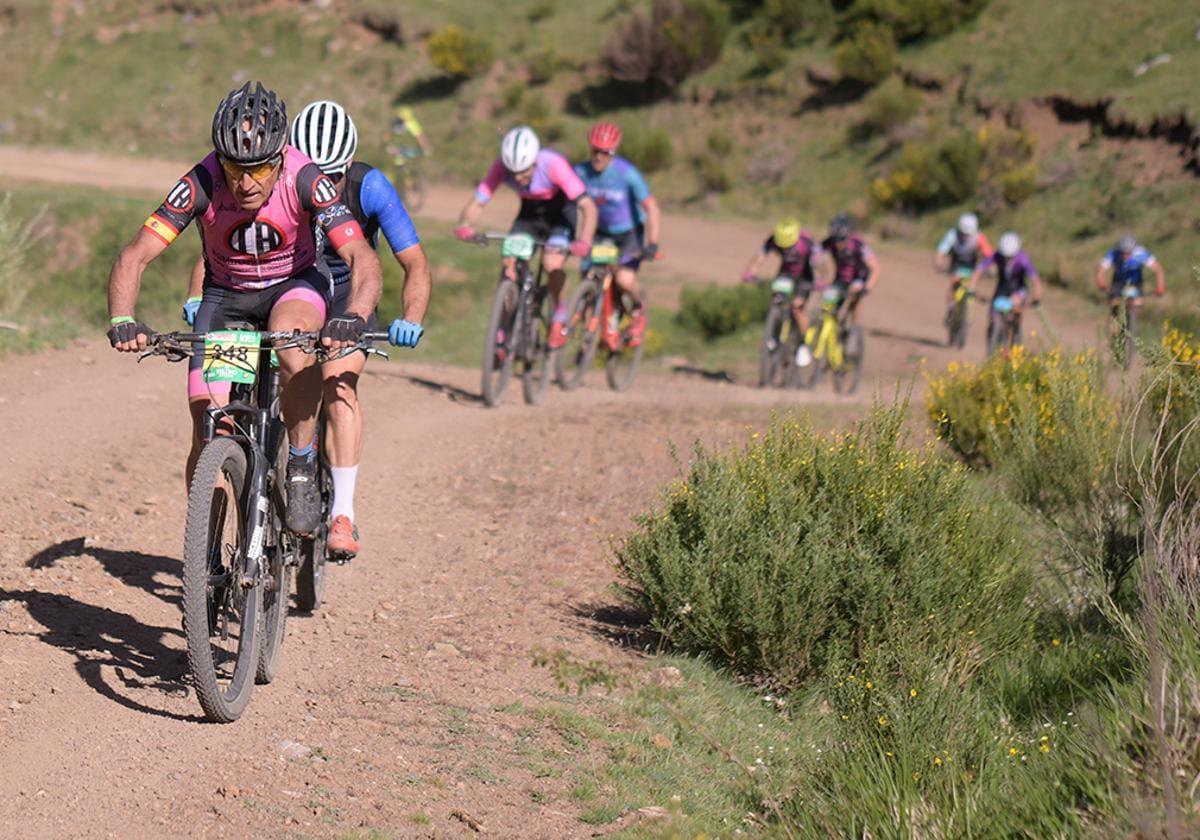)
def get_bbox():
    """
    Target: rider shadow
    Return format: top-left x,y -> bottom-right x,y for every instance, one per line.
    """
27,537 -> 182,608
868,326 -> 946,350
567,601 -> 663,655
1,588 -> 203,723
